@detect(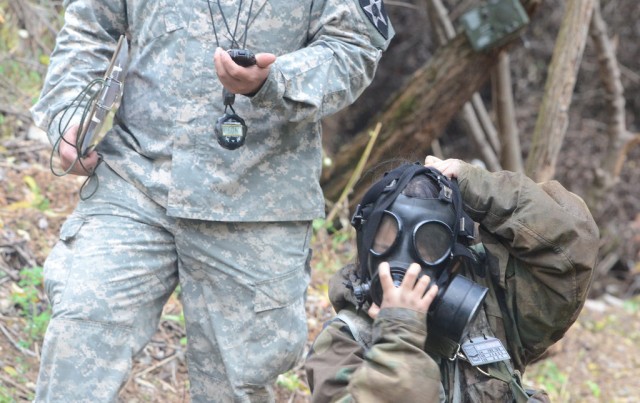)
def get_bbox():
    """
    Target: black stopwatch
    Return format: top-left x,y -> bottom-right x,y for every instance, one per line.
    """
215,113 -> 247,150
